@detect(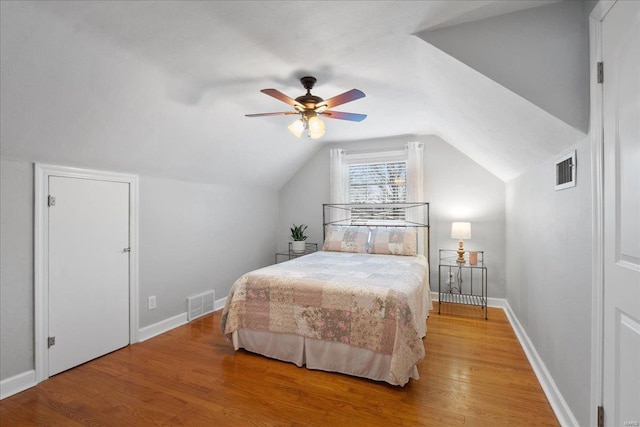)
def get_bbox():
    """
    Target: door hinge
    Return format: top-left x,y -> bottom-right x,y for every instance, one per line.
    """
597,405 -> 604,427
48,195 -> 56,207
48,336 -> 55,348
597,62 -> 604,84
